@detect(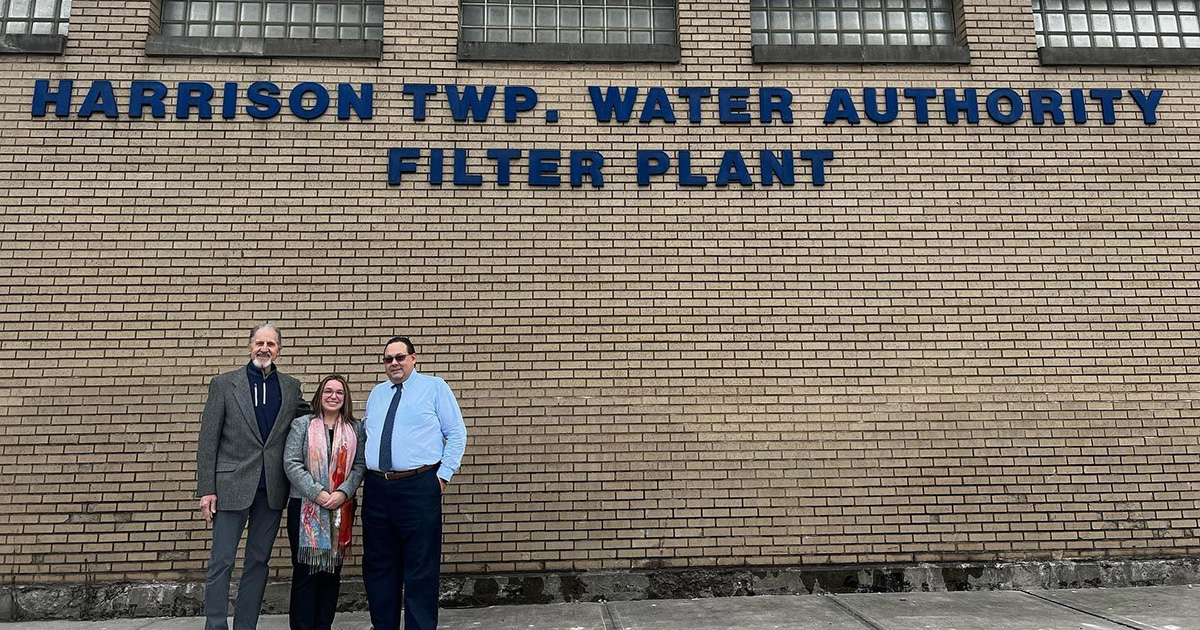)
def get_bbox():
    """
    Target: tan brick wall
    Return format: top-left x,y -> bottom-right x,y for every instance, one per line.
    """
1,0 -> 1198,584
